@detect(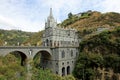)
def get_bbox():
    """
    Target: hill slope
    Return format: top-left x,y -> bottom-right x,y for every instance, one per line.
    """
61,11 -> 120,35
23,31 -> 43,46
80,27 -> 120,55
73,27 -> 120,80
0,29 -> 34,46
